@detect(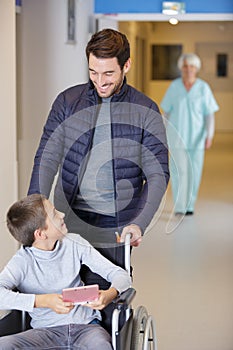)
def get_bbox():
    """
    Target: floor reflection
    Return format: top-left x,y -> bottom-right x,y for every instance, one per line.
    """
132,132 -> 233,350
